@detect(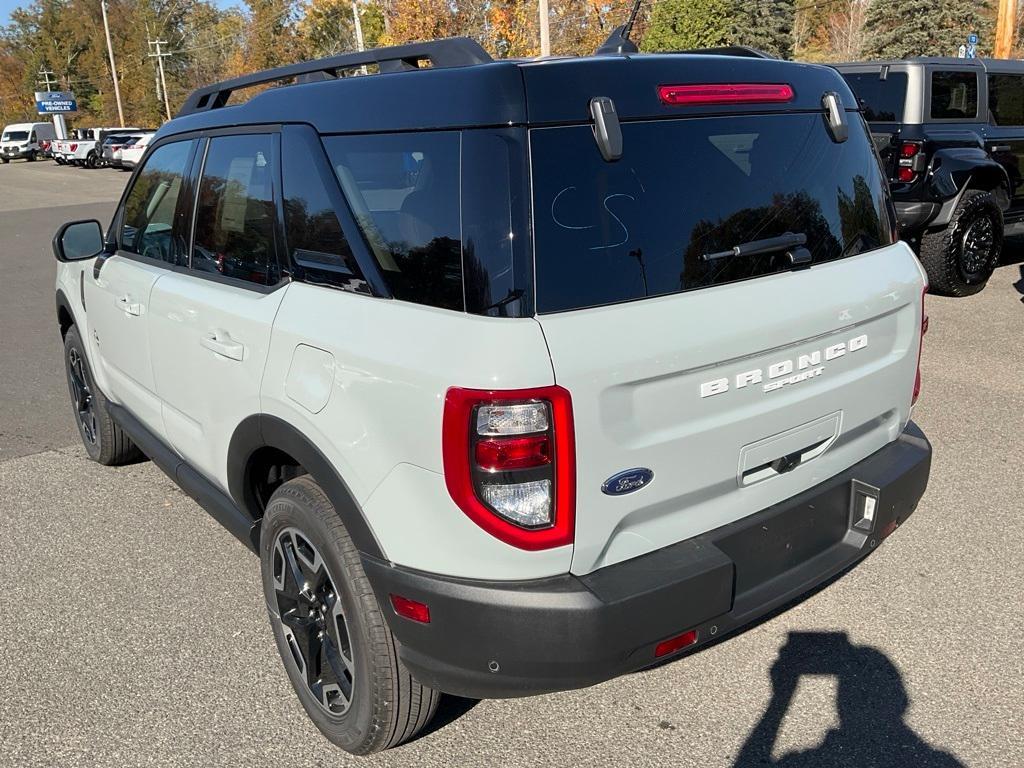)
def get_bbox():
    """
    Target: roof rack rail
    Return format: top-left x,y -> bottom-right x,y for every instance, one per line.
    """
677,46 -> 775,59
177,37 -> 493,117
